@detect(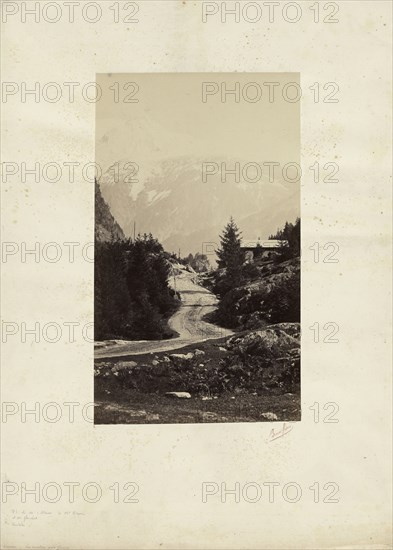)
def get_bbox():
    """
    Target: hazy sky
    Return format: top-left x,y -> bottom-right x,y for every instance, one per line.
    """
96,72 -> 300,172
